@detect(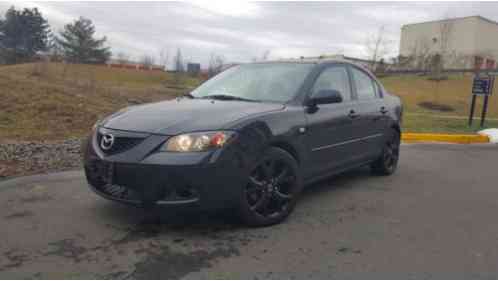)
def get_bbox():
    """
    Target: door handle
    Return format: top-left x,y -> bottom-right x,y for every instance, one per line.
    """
380,107 -> 389,114
348,110 -> 359,119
